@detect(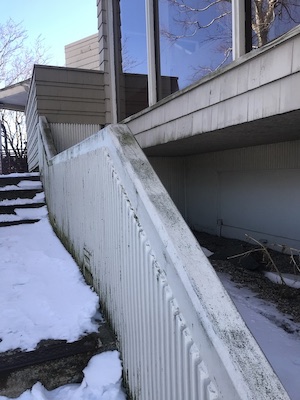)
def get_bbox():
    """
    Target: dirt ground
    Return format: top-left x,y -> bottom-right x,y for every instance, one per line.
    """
193,231 -> 300,325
